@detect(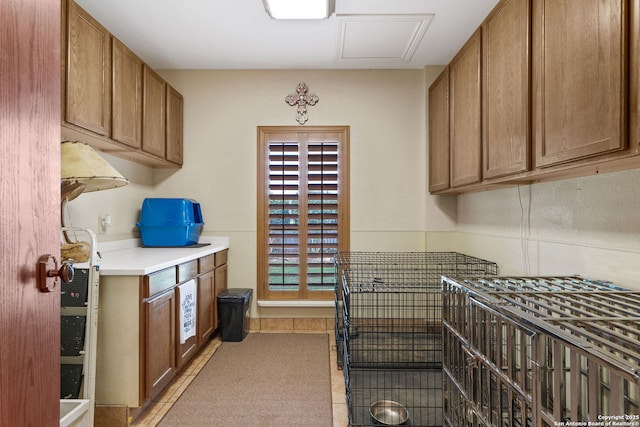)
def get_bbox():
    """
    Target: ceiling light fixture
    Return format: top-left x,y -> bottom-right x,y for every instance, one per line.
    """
263,0 -> 335,19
